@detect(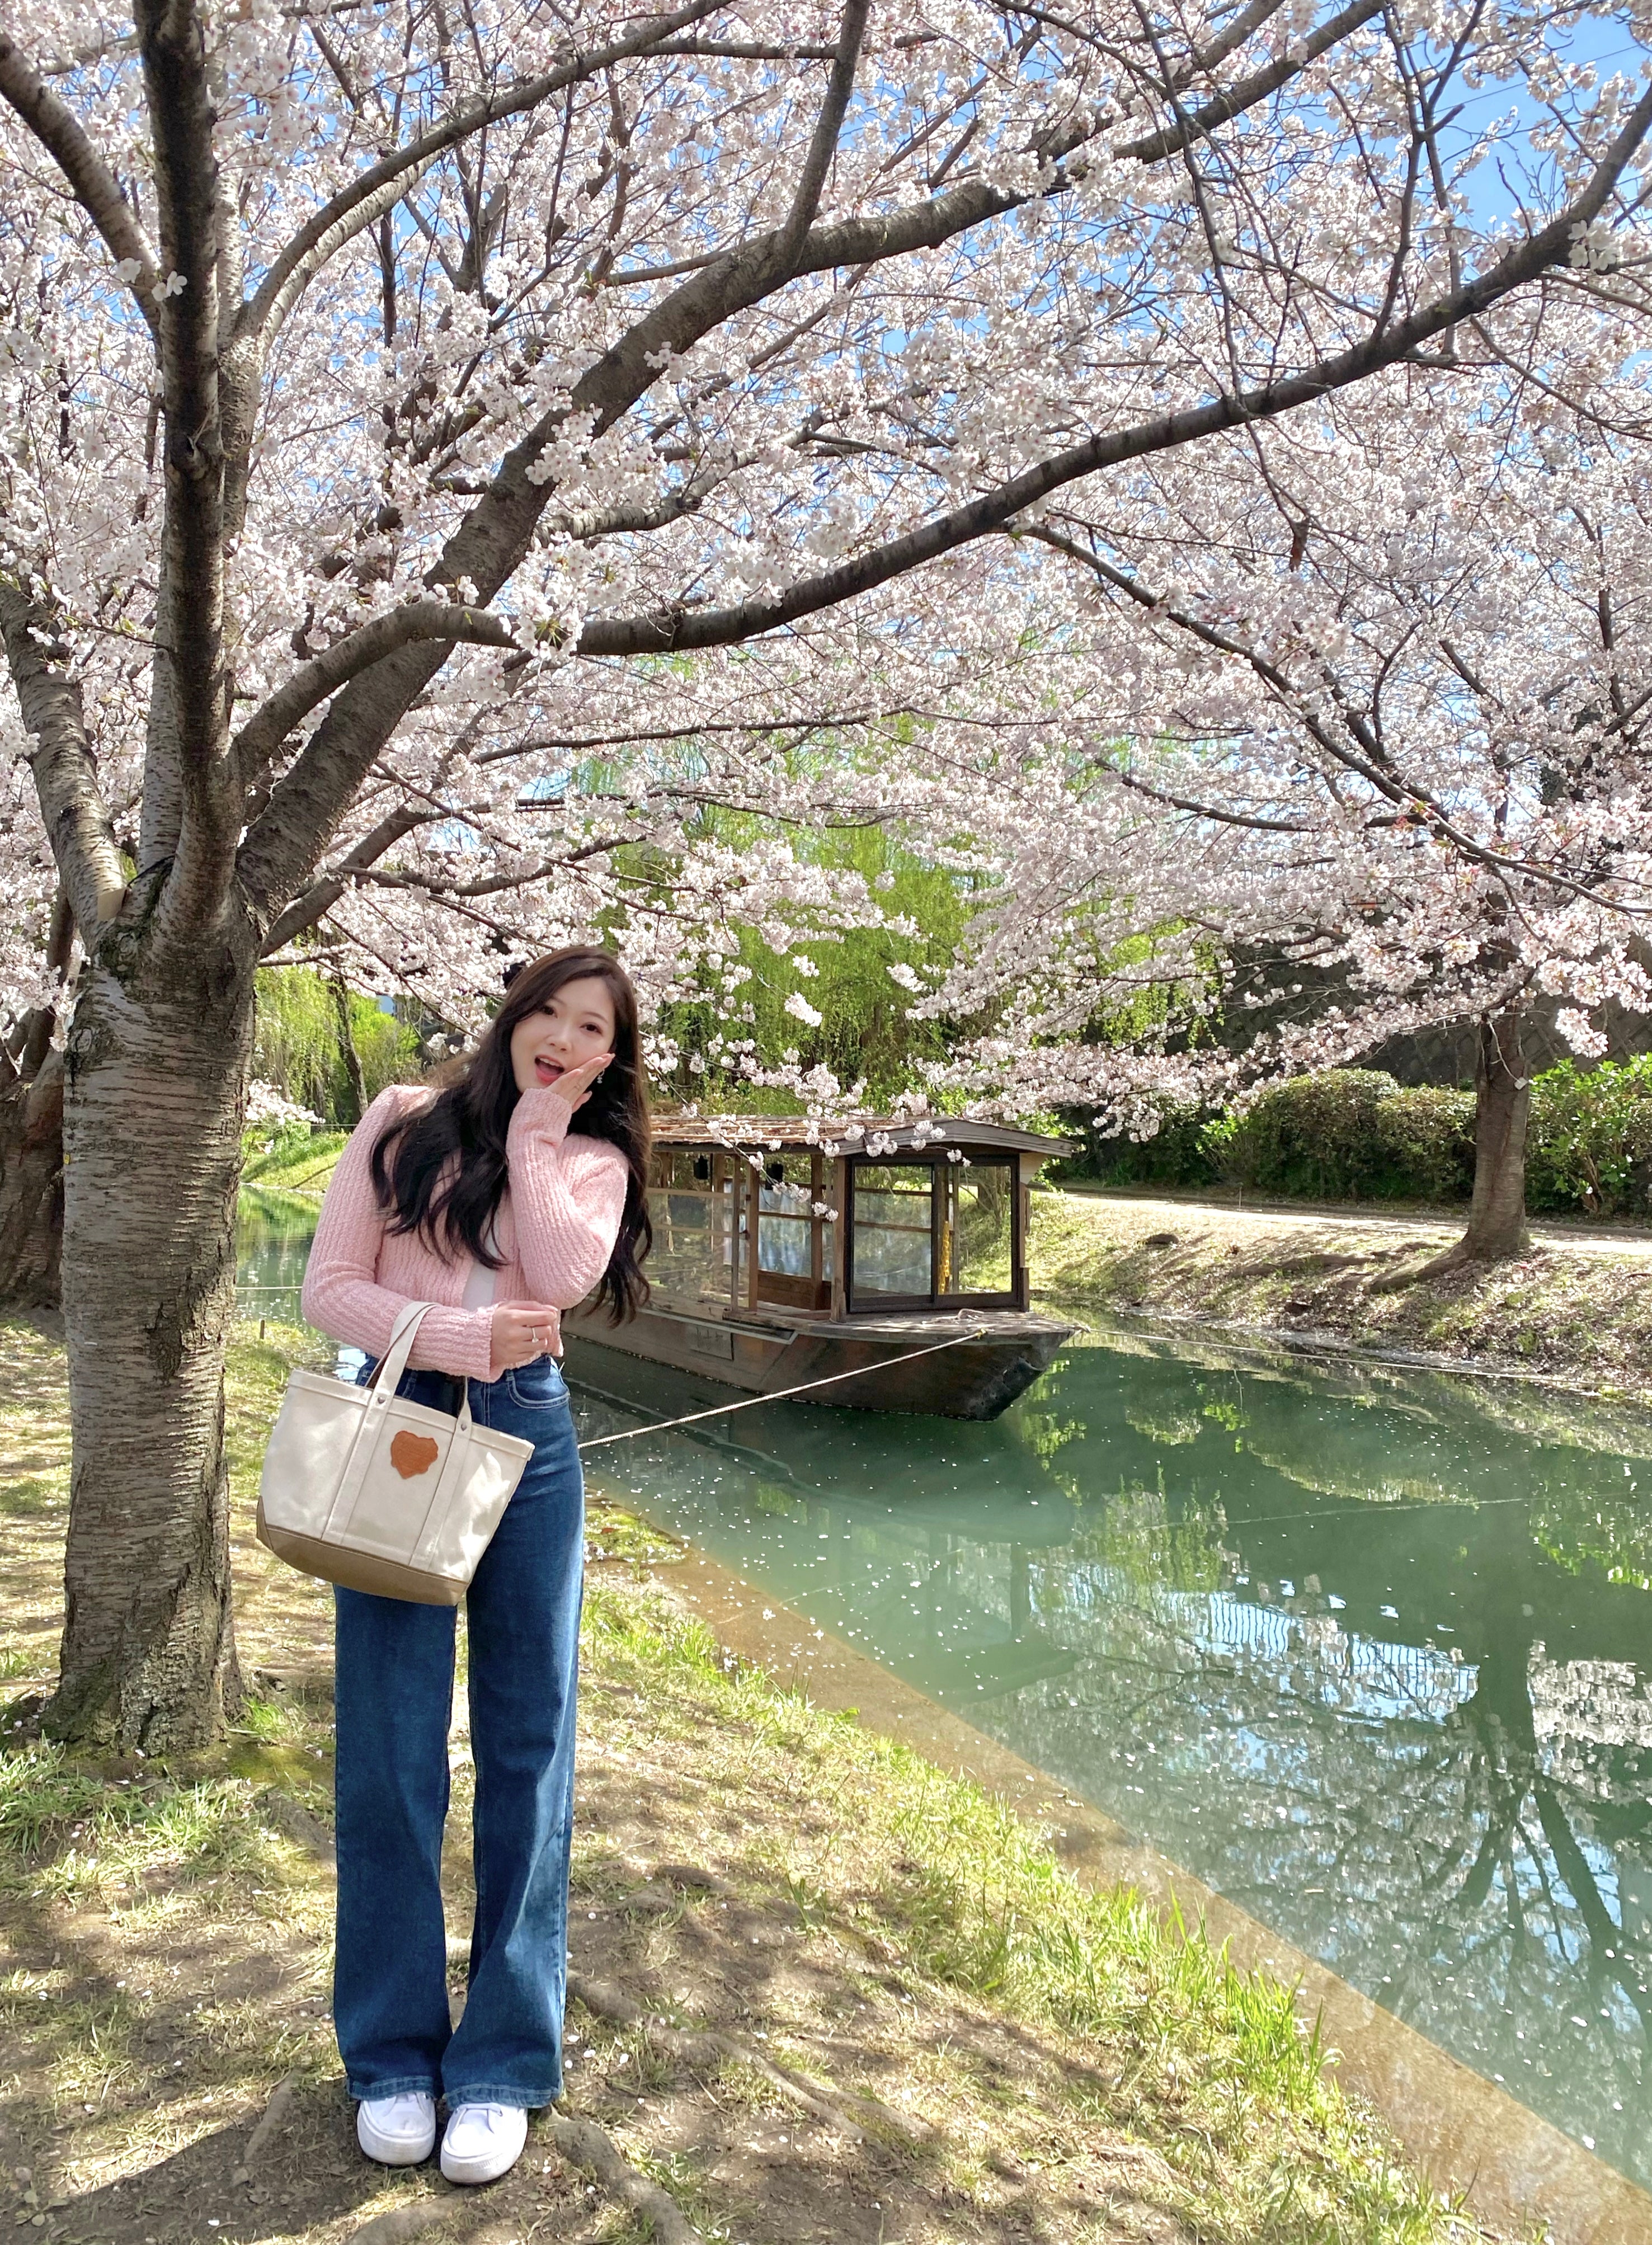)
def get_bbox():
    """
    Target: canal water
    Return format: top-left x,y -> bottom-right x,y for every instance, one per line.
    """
239,1197 -> 1652,2187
